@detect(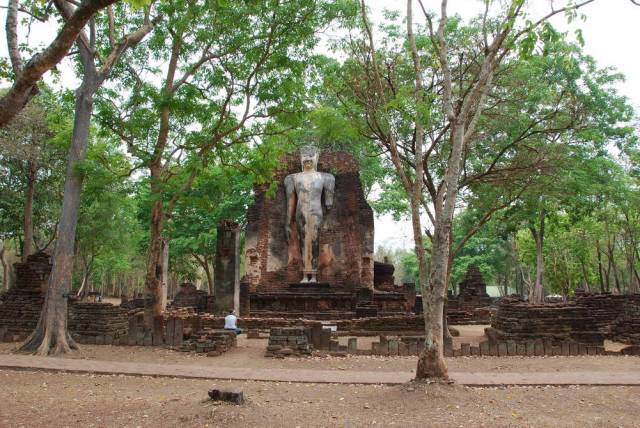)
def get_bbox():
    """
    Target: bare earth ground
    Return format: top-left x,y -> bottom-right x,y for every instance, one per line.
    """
1,325 -> 640,427
1,370 -> 639,427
